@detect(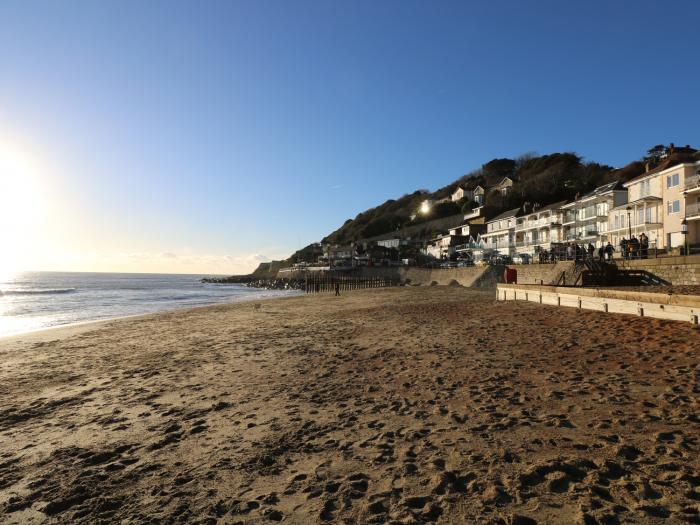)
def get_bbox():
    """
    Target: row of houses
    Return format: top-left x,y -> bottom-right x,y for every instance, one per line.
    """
425,157 -> 700,260
450,177 -> 514,205
479,159 -> 700,257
